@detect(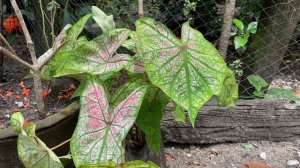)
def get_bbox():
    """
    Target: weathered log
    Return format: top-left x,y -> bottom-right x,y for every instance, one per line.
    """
161,98 -> 300,144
